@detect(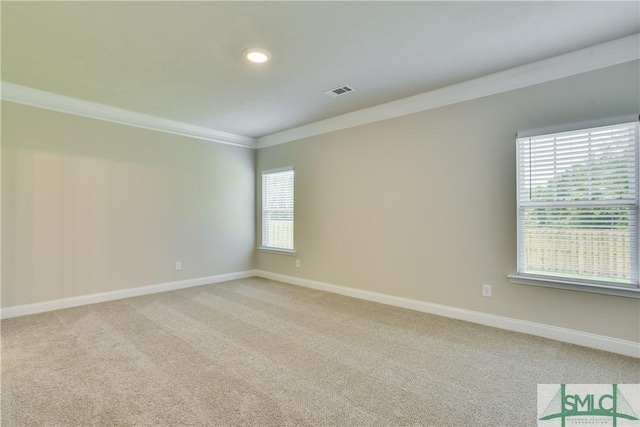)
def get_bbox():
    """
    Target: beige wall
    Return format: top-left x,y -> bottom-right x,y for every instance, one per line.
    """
256,61 -> 640,342
2,102 -> 255,307
2,62 -> 638,342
